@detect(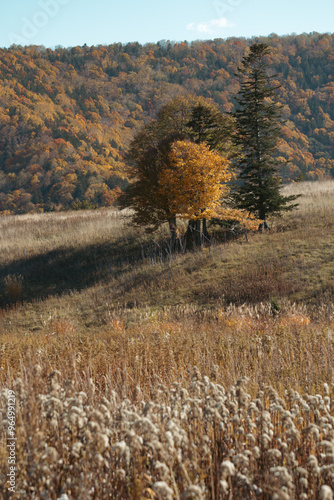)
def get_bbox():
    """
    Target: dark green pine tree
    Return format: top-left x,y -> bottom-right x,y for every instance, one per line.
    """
232,42 -> 299,224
